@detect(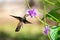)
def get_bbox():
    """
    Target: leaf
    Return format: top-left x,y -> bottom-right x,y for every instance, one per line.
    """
50,26 -> 60,40
47,7 -> 60,22
55,1 -> 60,7
56,30 -> 60,40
